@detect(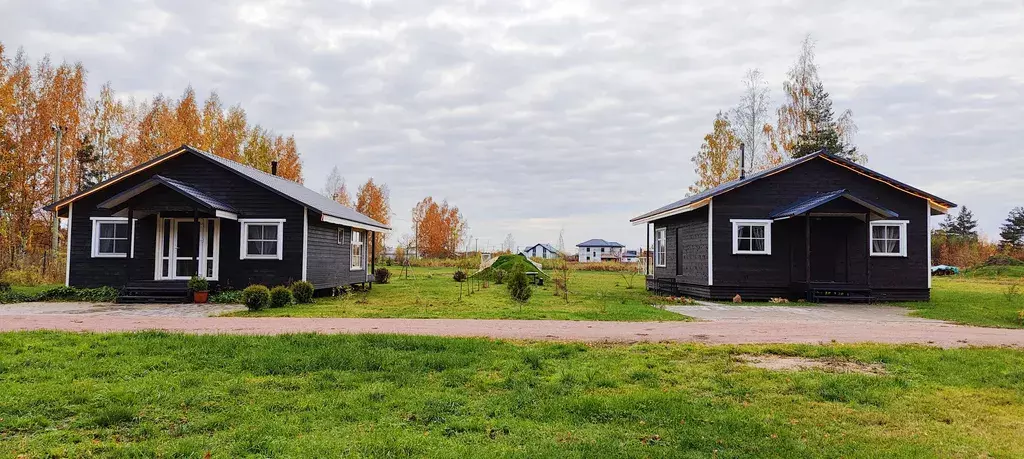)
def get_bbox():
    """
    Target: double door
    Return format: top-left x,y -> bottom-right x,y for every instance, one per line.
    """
156,217 -> 220,280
